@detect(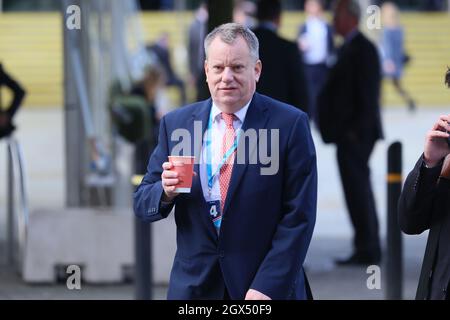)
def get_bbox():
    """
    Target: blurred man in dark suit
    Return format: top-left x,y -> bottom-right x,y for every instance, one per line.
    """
398,69 -> 450,300
188,2 -> 208,101
0,63 -> 26,139
147,33 -> 186,105
317,0 -> 383,265
253,0 -> 309,115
